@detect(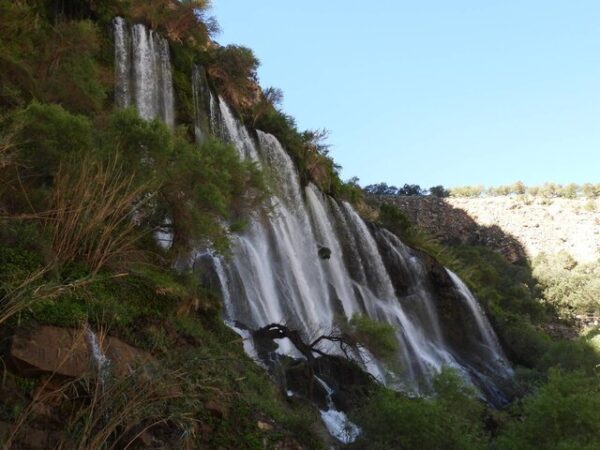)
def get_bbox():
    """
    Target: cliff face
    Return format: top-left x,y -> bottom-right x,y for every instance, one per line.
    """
372,196 -> 600,263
